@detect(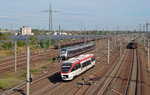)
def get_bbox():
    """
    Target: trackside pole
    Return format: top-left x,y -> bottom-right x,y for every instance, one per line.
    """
120,41 -> 122,57
15,40 -> 17,72
26,42 -> 30,95
148,39 -> 150,69
108,38 -> 110,64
